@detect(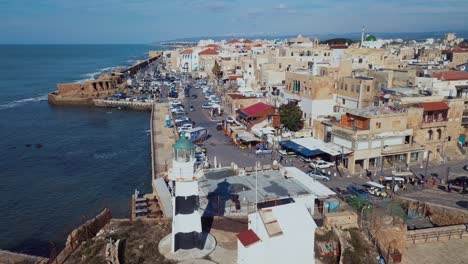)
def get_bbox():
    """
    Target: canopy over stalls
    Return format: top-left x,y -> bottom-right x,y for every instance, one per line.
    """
279,140 -> 324,158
